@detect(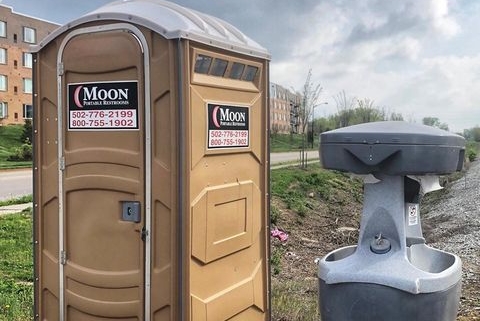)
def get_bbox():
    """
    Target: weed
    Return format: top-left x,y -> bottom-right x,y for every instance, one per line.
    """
271,164 -> 346,217
270,204 -> 280,225
0,279 -> 33,321
270,246 -> 284,275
